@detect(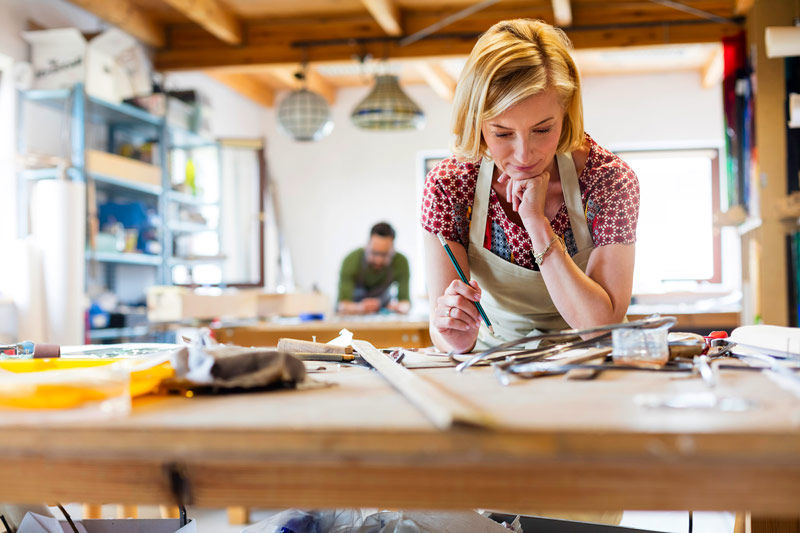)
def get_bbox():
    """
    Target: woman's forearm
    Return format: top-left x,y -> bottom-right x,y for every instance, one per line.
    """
524,216 -> 629,330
